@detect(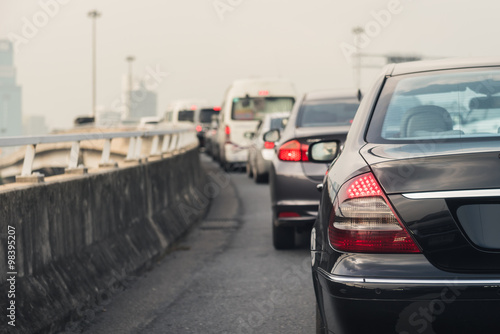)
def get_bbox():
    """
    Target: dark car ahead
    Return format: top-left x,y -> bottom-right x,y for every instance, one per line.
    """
311,58 -> 500,334
267,90 -> 360,249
